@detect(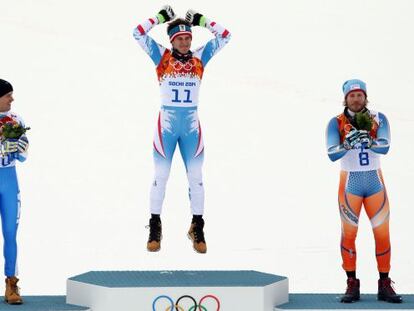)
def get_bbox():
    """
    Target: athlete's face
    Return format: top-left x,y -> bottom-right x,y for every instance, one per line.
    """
345,90 -> 366,113
0,92 -> 13,112
172,35 -> 192,54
